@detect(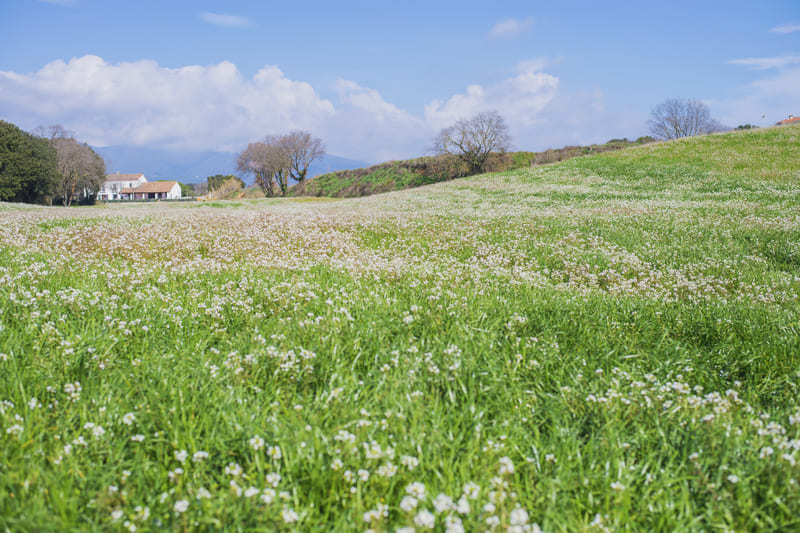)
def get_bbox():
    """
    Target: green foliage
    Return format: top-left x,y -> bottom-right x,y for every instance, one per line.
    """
207,174 -> 244,192
0,120 -> 58,204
